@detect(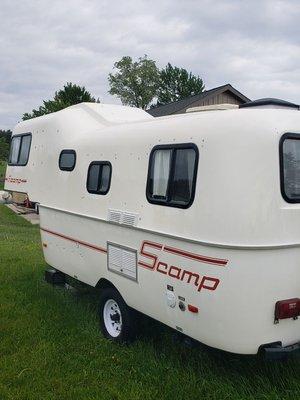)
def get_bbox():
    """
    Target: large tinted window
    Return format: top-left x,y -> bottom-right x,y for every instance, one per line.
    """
87,161 -> 112,195
8,134 -> 31,166
147,144 -> 198,208
59,150 -> 76,171
280,133 -> 300,202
